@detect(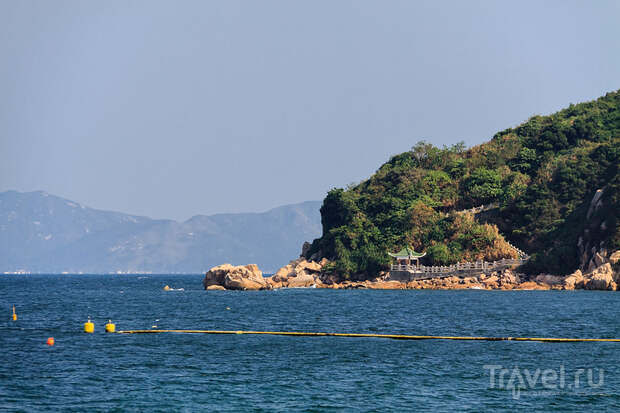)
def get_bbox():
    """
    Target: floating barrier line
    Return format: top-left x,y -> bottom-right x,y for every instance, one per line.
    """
114,330 -> 620,343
